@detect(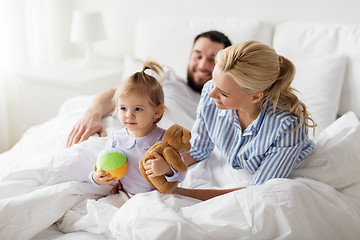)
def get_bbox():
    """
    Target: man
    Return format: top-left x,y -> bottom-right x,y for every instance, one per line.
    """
66,31 -> 232,147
